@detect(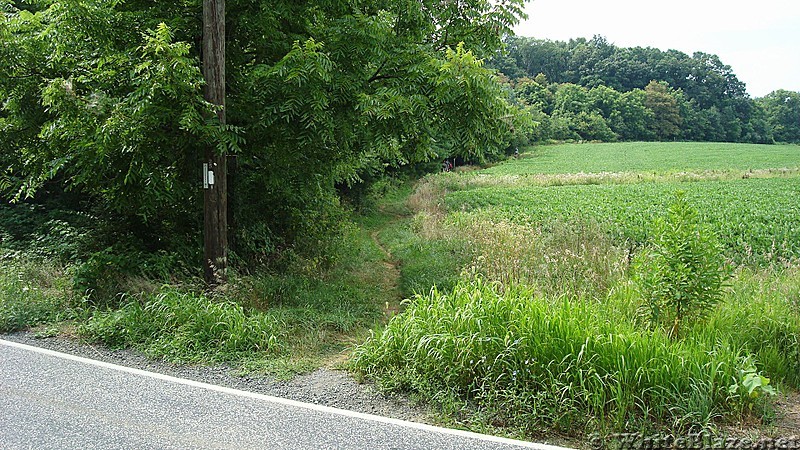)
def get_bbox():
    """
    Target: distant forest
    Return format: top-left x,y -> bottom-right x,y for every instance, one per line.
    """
491,36 -> 800,144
